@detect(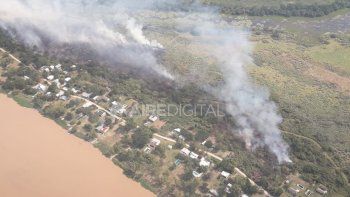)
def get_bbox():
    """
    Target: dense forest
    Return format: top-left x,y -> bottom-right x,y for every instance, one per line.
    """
212,0 -> 350,17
